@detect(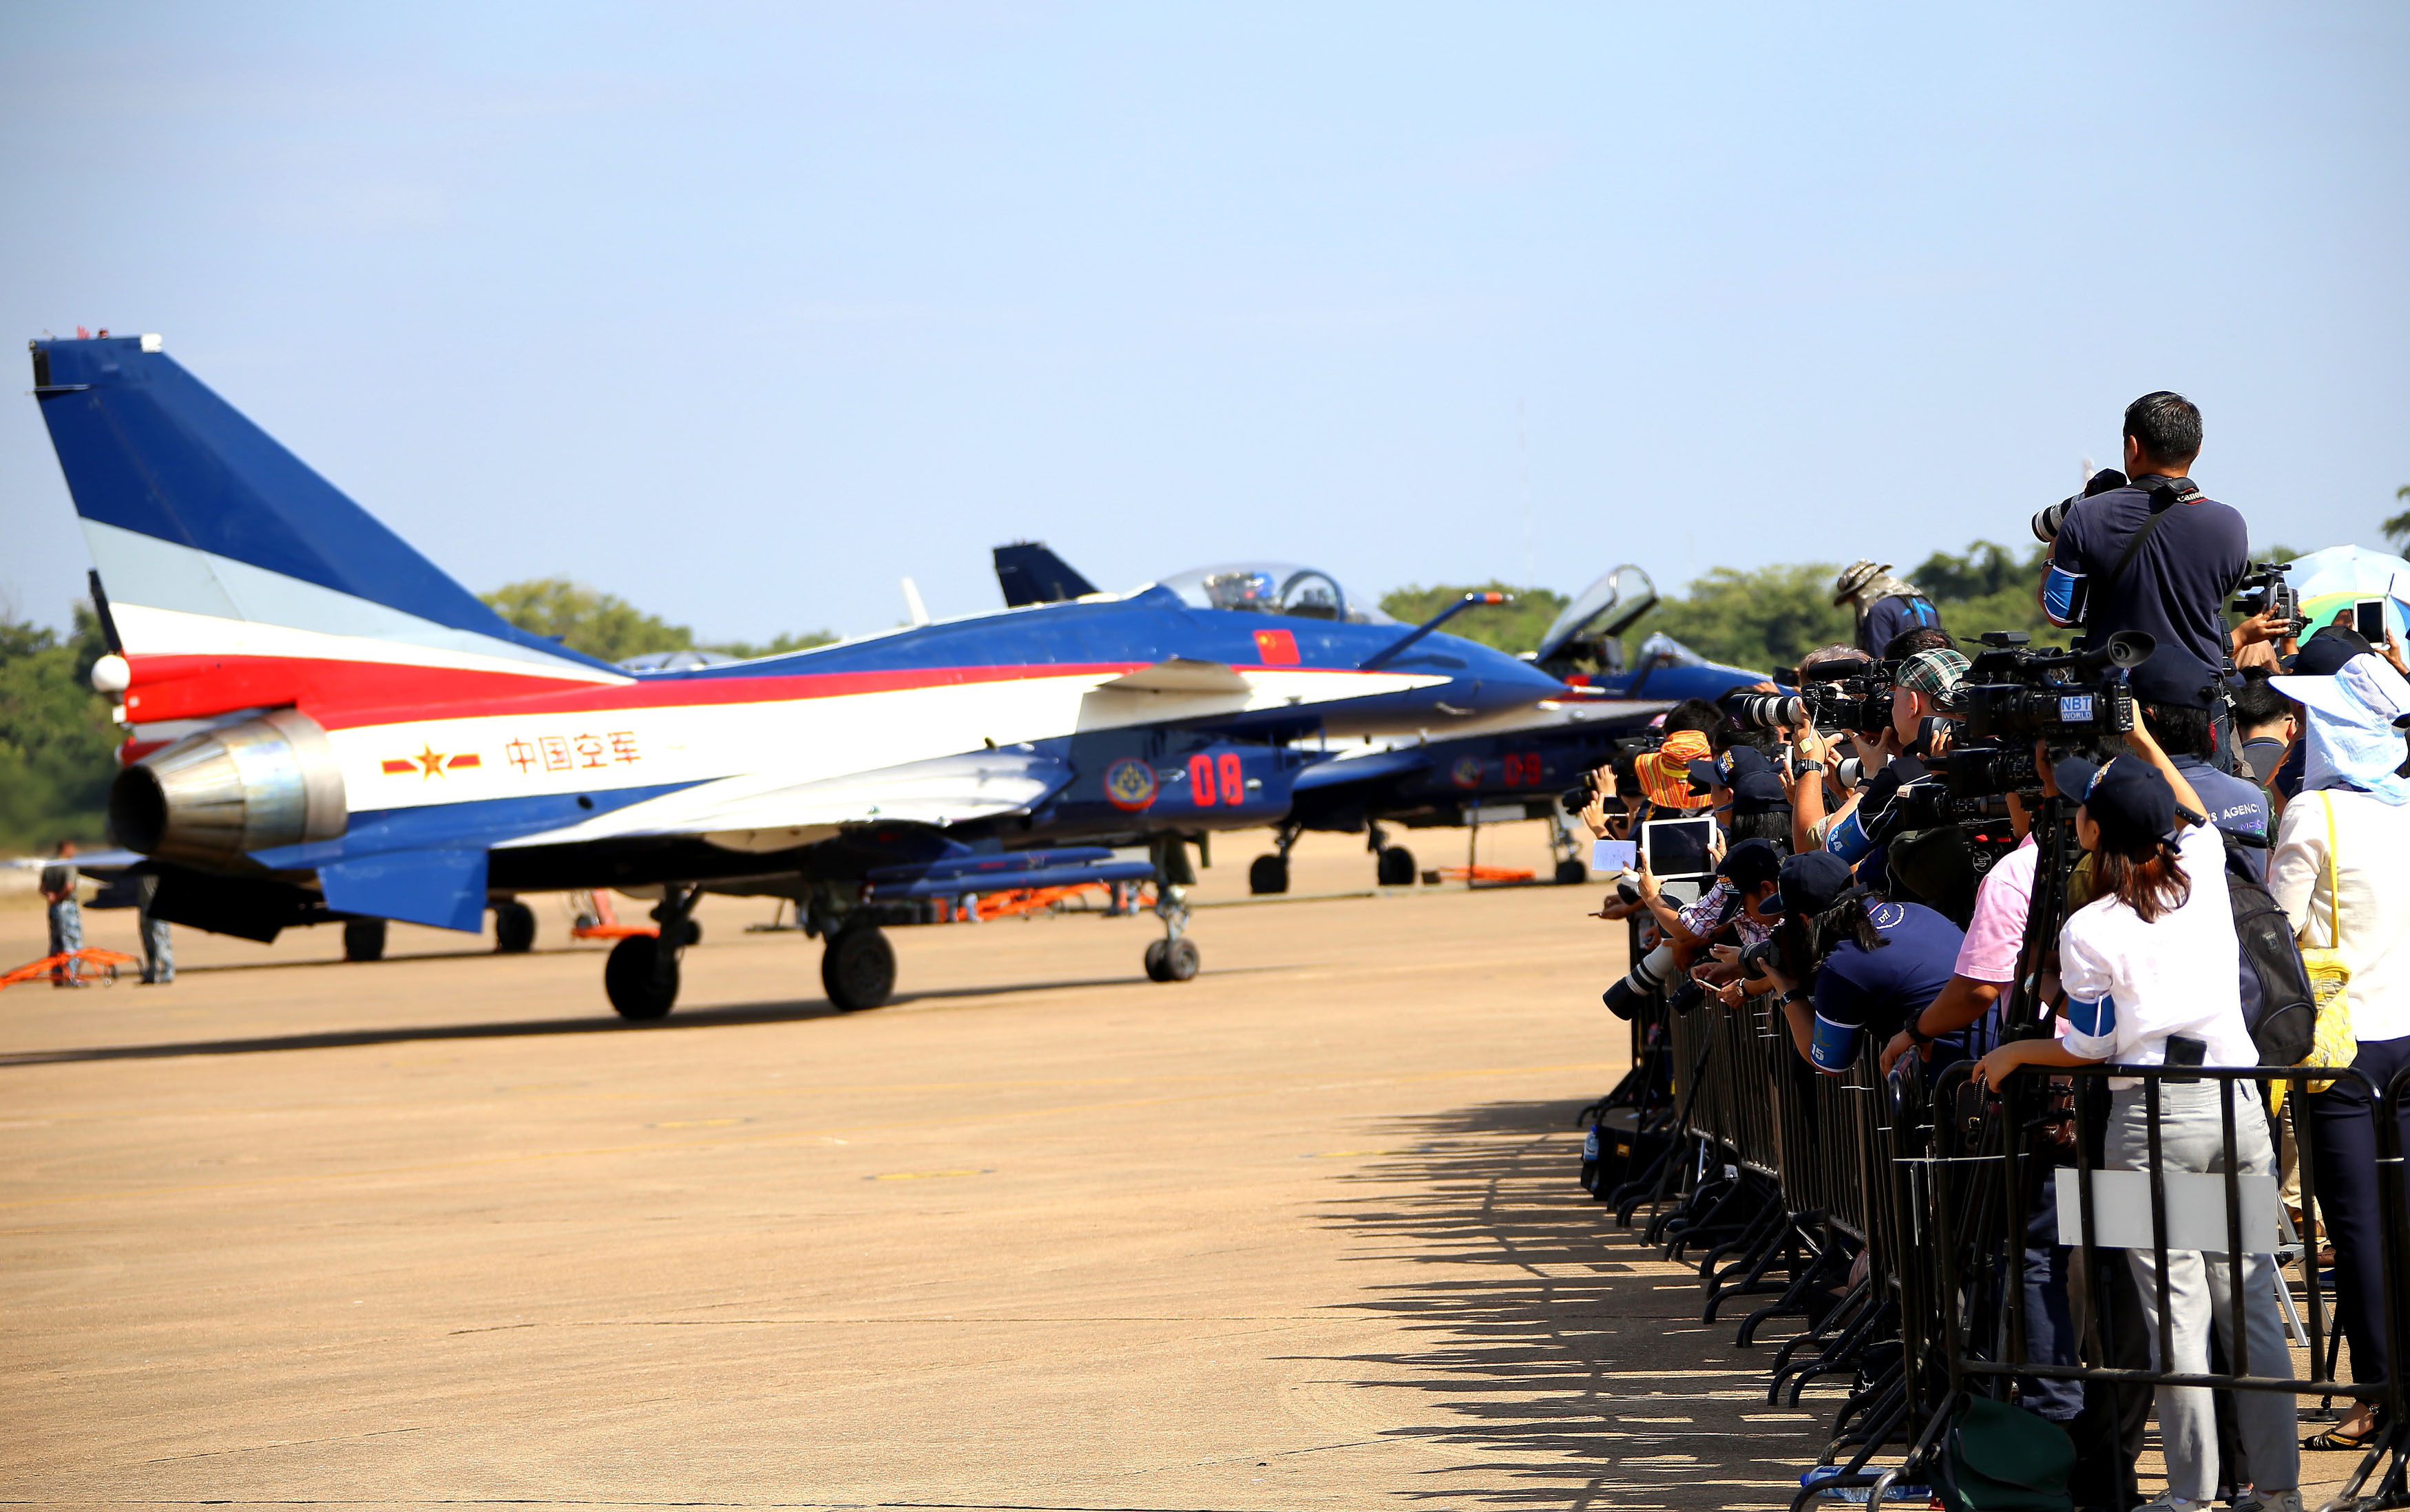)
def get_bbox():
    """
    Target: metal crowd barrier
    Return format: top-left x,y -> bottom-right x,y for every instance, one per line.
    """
1597,1003 -> 2410,1509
